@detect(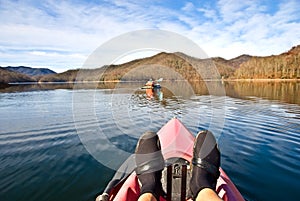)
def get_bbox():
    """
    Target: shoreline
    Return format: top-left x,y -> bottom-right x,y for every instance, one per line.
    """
4,78 -> 300,85
222,78 -> 300,82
